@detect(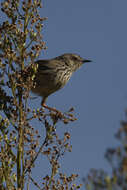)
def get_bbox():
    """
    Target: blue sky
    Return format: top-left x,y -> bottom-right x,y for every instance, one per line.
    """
30,0 -> 127,188
1,0 -> 127,189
